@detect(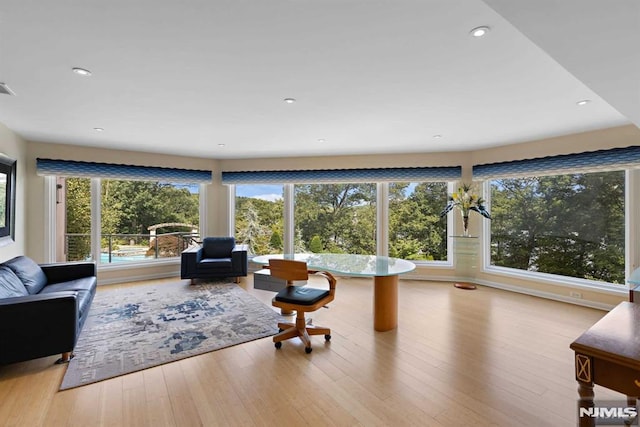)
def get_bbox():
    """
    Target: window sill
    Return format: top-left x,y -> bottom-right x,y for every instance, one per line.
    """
97,257 -> 180,271
482,265 -> 628,296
